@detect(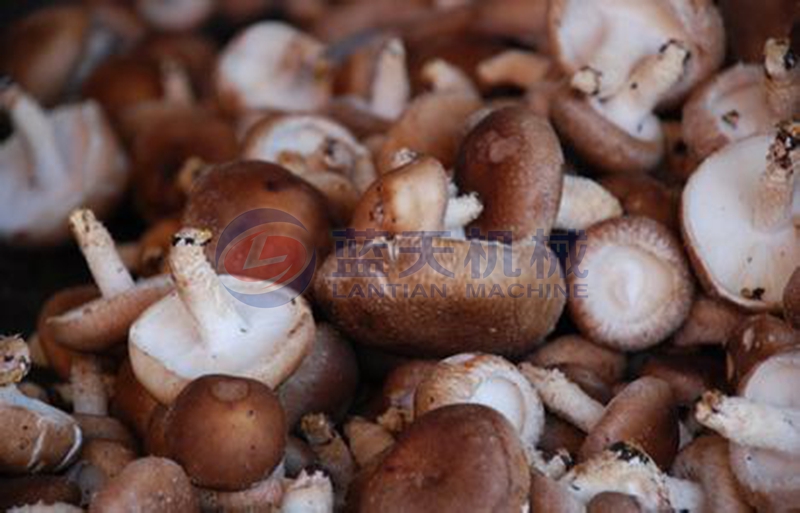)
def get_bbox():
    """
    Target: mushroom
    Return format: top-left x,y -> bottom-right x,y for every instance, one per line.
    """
377,359 -> 437,433
89,457 -> 198,512
695,348 -> 800,509
524,335 -> 627,387
215,22 -> 331,114
671,295 -> 745,348
129,228 -> 315,404
194,464 -> 285,511
566,216 -> 694,351
135,0 -> 214,32
671,435 -> 753,513
786,267 -> 800,329
242,114 -> 377,223
162,374 -> 286,491
46,210 -> 174,353
0,81 -> 128,246
559,442 -> 705,511
455,106 -> 565,240
0,476 -> 81,512
639,353 -> 726,407
414,353 -> 545,463
0,335 -> 82,474
682,124 -> 800,311
549,0 -> 724,107
314,155 -> 567,357
683,38 -> 800,162
348,404 -> 530,513
724,314 -> 798,387
551,40 -> 691,174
